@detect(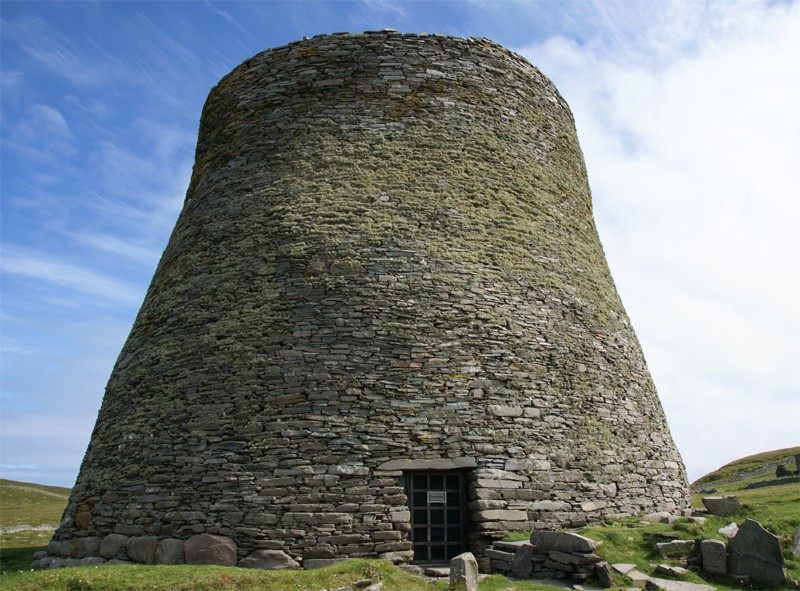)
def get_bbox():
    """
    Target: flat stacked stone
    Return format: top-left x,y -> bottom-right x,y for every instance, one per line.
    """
489,531 -> 603,581
46,29 -> 688,566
